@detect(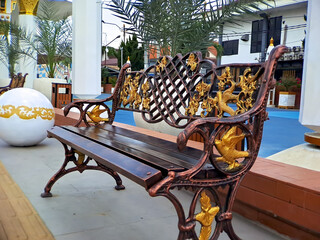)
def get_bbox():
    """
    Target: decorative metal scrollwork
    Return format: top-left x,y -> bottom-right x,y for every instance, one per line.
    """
87,105 -> 109,124
214,126 -> 249,171
74,150 -> 86,165
195,191 -> 220,240
235,68 -> 261,114
120,73 -> 142,109
156,56 -> 167,73
187,53 -> 198,72
119,73 -> 151,110
141,81 -> 151,110
185,66 -> 262,118
185,81 -> 212,116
